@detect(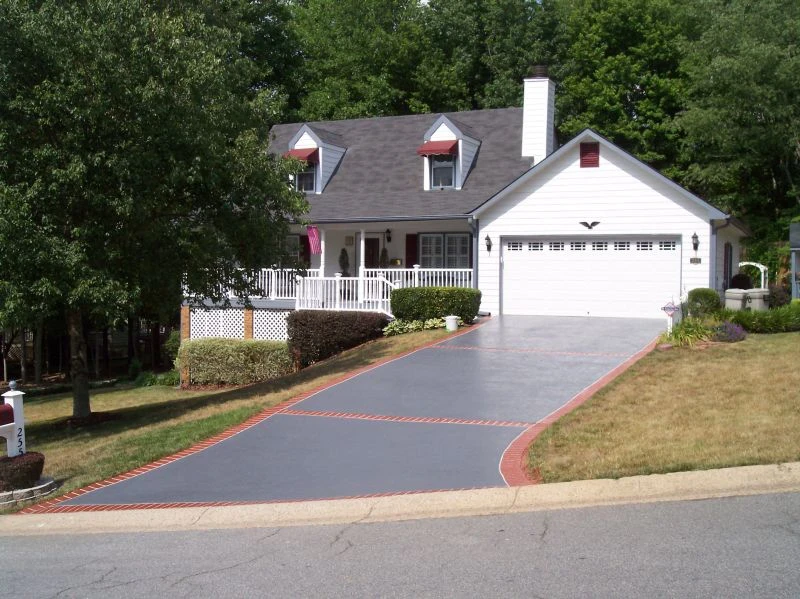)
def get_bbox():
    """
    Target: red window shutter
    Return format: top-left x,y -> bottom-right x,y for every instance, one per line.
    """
405,234 -> 418,267
300,235 -> 311,266
580,142 -> 600,168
